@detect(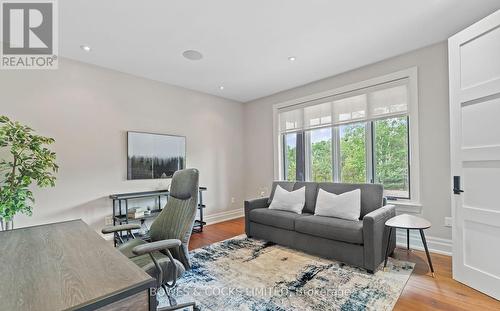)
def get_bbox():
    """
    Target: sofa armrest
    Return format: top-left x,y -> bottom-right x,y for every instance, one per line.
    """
244,197 -> 269,236
362,204 -> 396,272
245,197 -> 269,210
